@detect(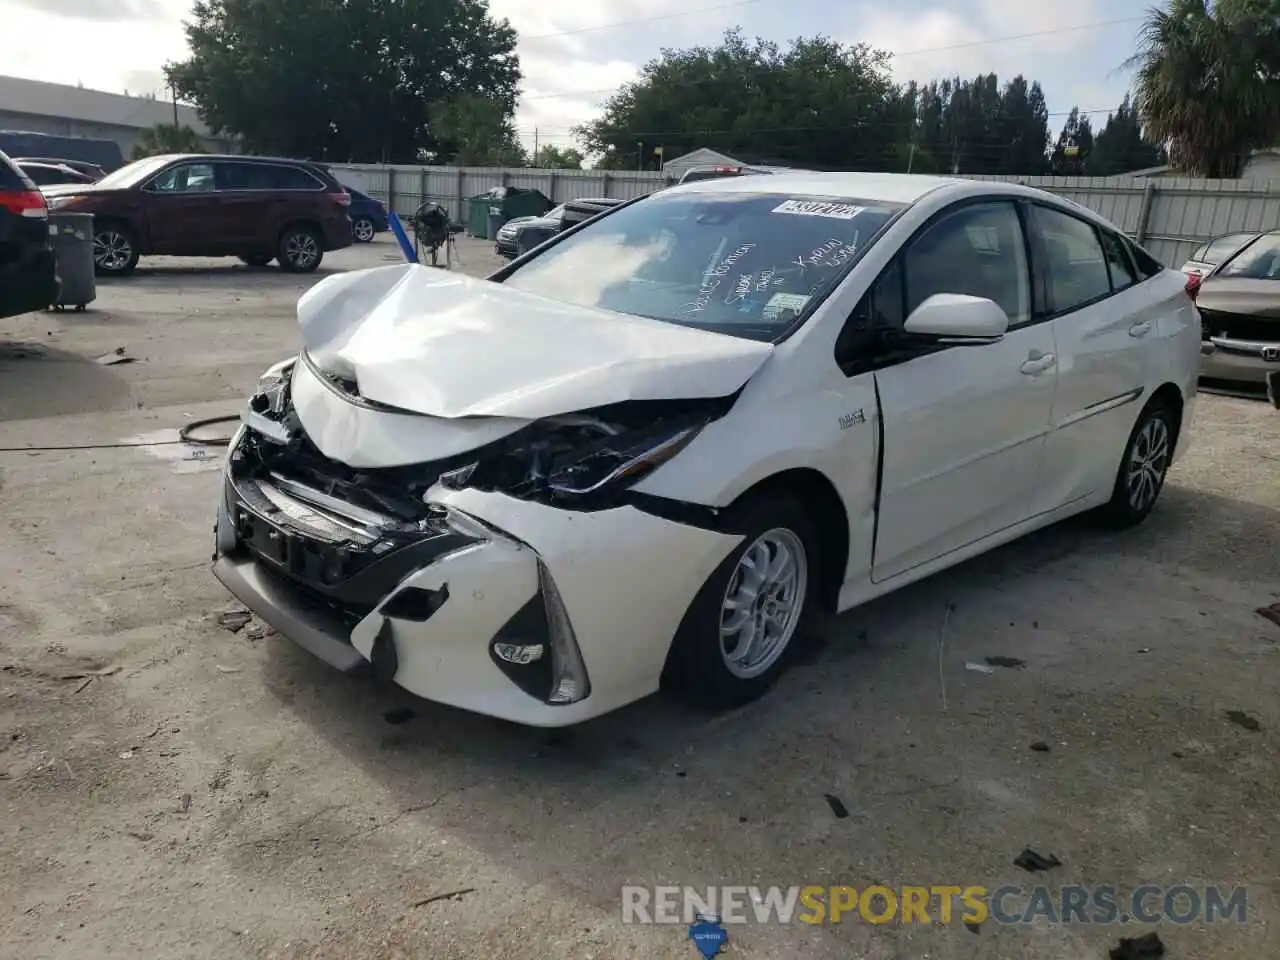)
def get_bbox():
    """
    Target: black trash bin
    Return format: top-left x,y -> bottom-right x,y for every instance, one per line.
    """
47,212 -> 96,311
